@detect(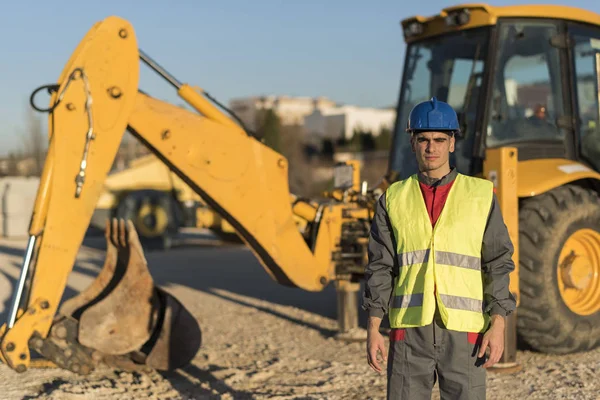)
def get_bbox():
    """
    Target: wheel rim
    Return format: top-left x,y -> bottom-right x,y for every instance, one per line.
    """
135,203 -> 169,238
557,228 -> 600,316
